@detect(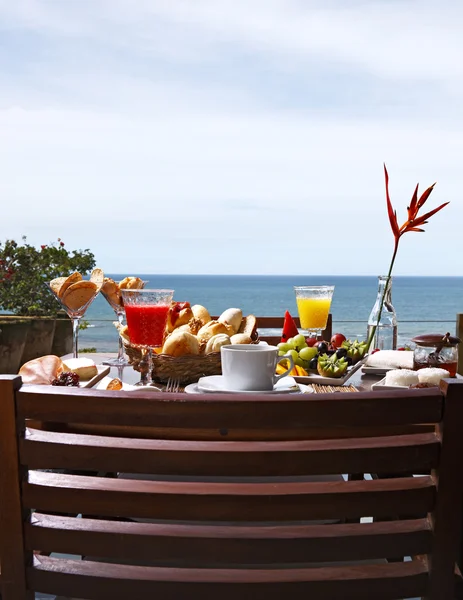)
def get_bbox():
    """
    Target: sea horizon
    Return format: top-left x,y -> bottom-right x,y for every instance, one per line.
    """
79,274 -> 463,352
